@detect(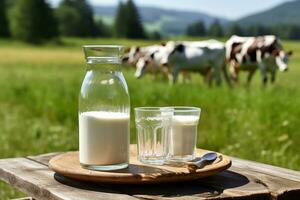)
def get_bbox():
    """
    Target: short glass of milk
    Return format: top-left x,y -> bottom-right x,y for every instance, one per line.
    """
167,107 -> 201,162
135,107 -> 173,165
79,45 -> 130,171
